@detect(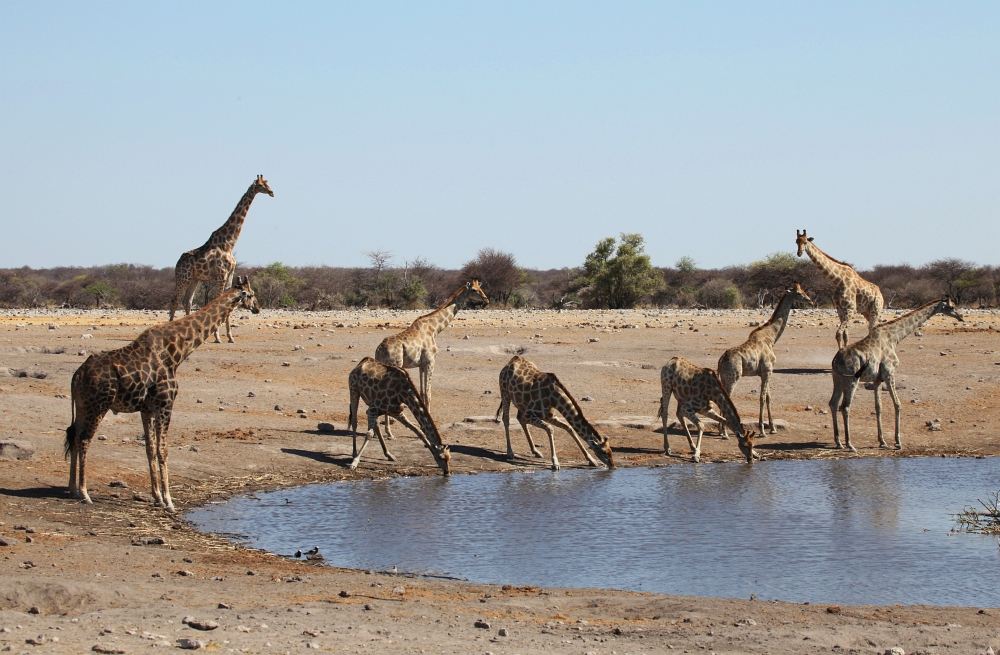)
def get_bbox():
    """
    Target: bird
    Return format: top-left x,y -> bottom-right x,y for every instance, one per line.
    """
304,546 -> 323,561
